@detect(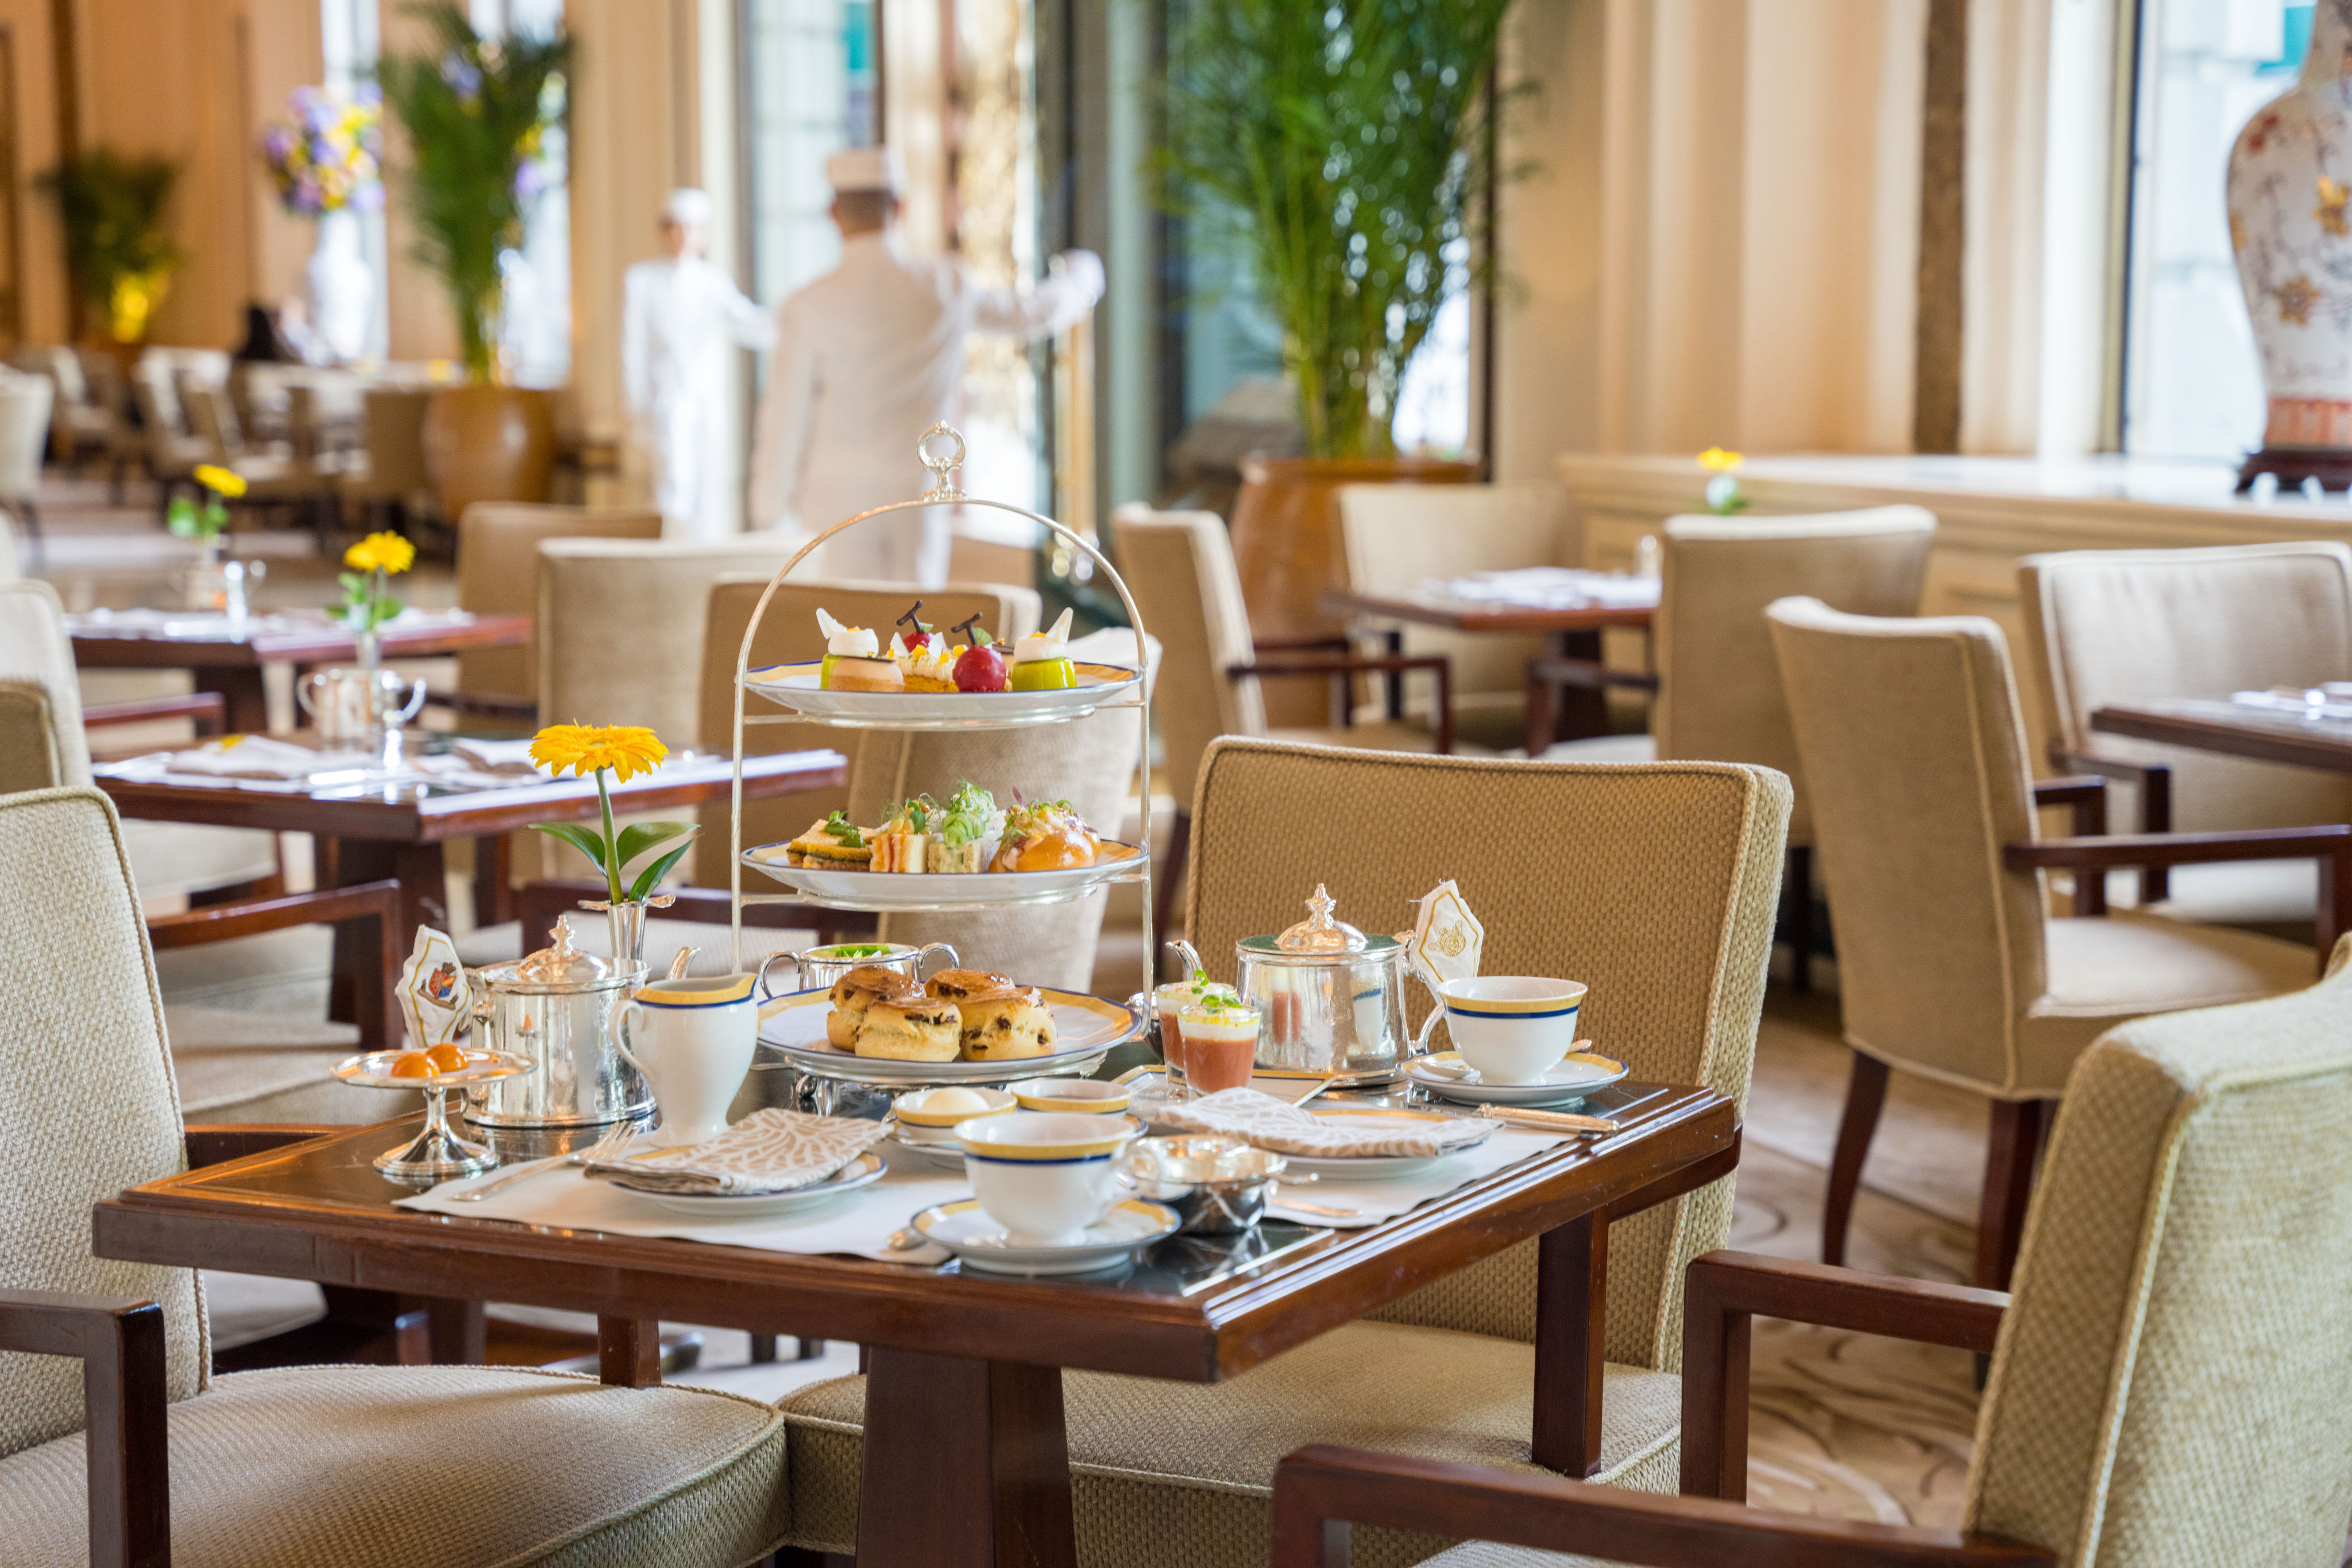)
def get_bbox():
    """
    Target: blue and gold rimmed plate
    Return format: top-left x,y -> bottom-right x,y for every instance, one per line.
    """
757,986 -> 1138,1086
911,1197 -> 1179,1275
615,1150 -> 889,1219
741,661 -> 1141,729
1404,1051 -> 1628,1109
